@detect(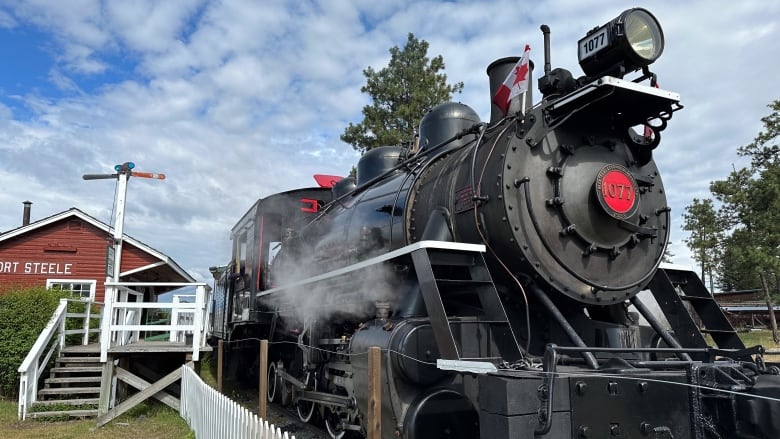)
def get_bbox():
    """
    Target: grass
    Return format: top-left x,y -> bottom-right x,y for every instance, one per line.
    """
0,353 -> 252,439
700,329 -> 780,350
0,398 -> 193,439
0,354 -> 239,439
738,329 -> 780,350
